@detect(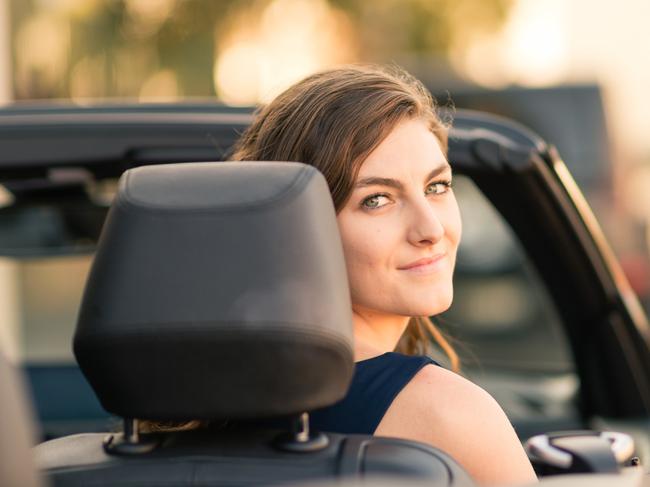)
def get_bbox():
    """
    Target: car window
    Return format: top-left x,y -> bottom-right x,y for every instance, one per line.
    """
0,190 -> 108,361
437,175 -> 580,429
5,254 -> 90,363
